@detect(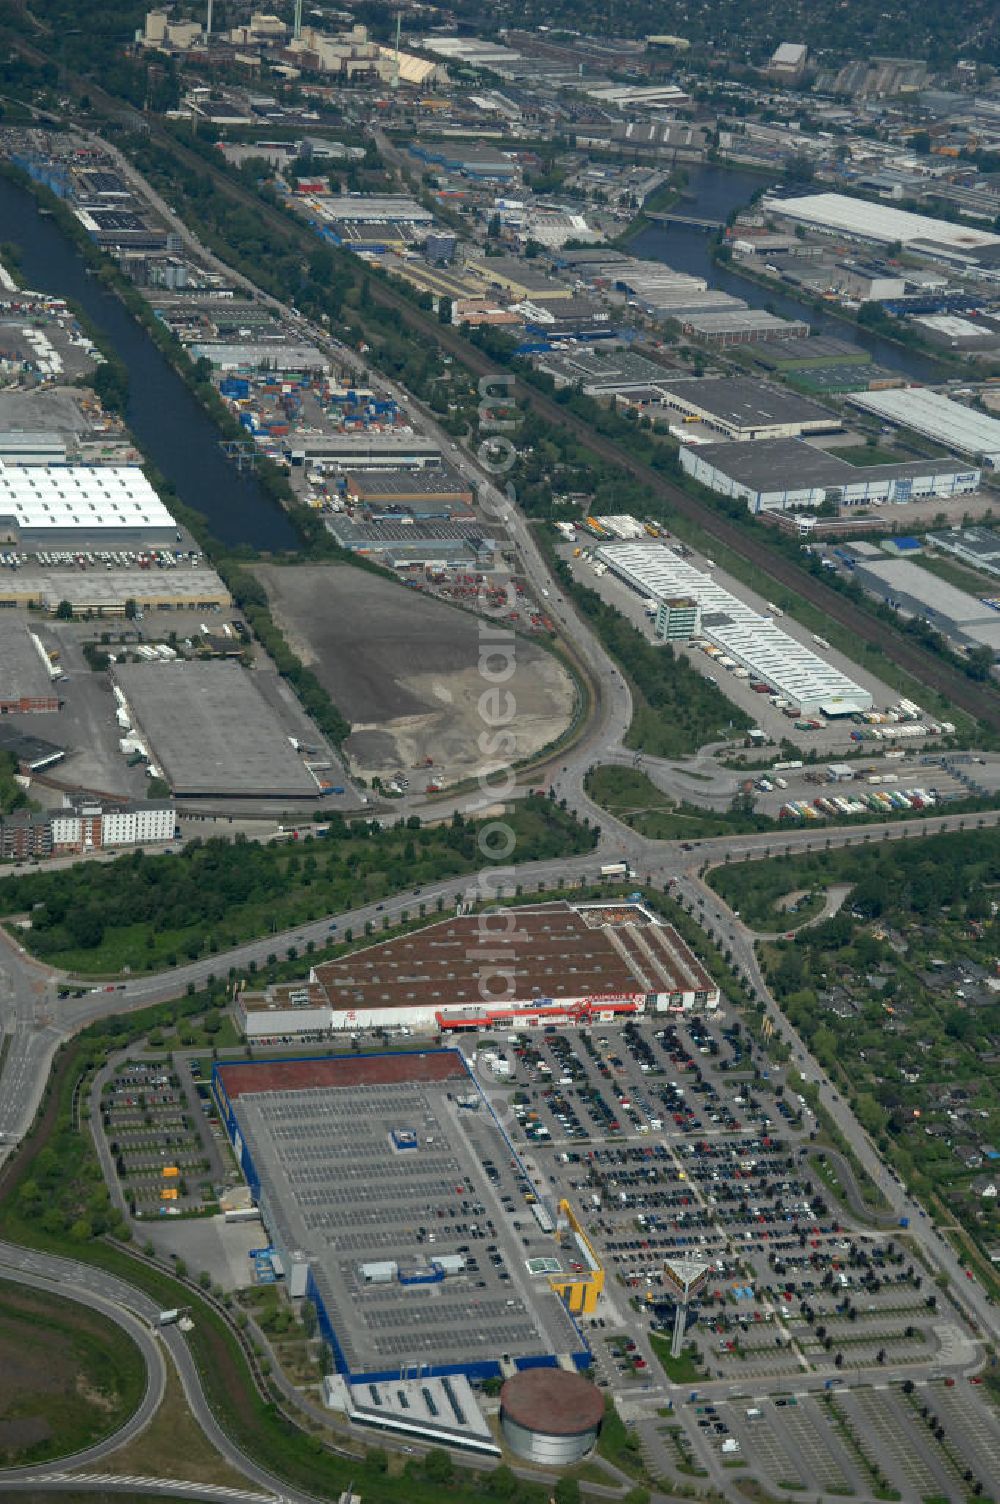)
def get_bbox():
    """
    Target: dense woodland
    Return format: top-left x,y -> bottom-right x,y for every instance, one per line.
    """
0,800 -> 596,973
